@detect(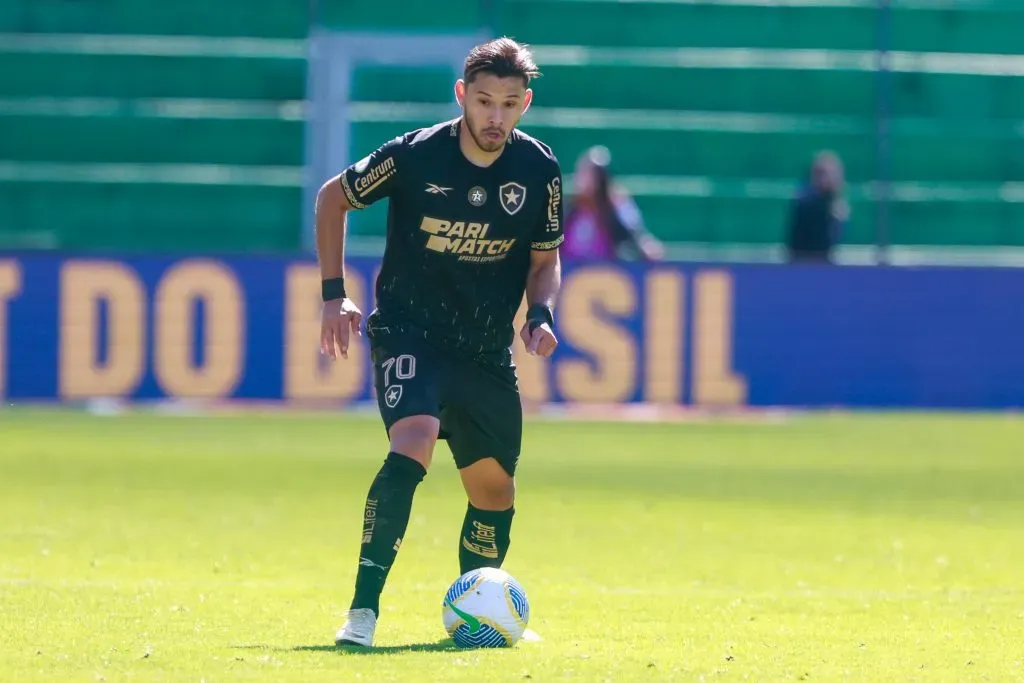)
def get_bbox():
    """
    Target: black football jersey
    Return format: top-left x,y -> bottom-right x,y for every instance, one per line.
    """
338,118 -> 564,362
